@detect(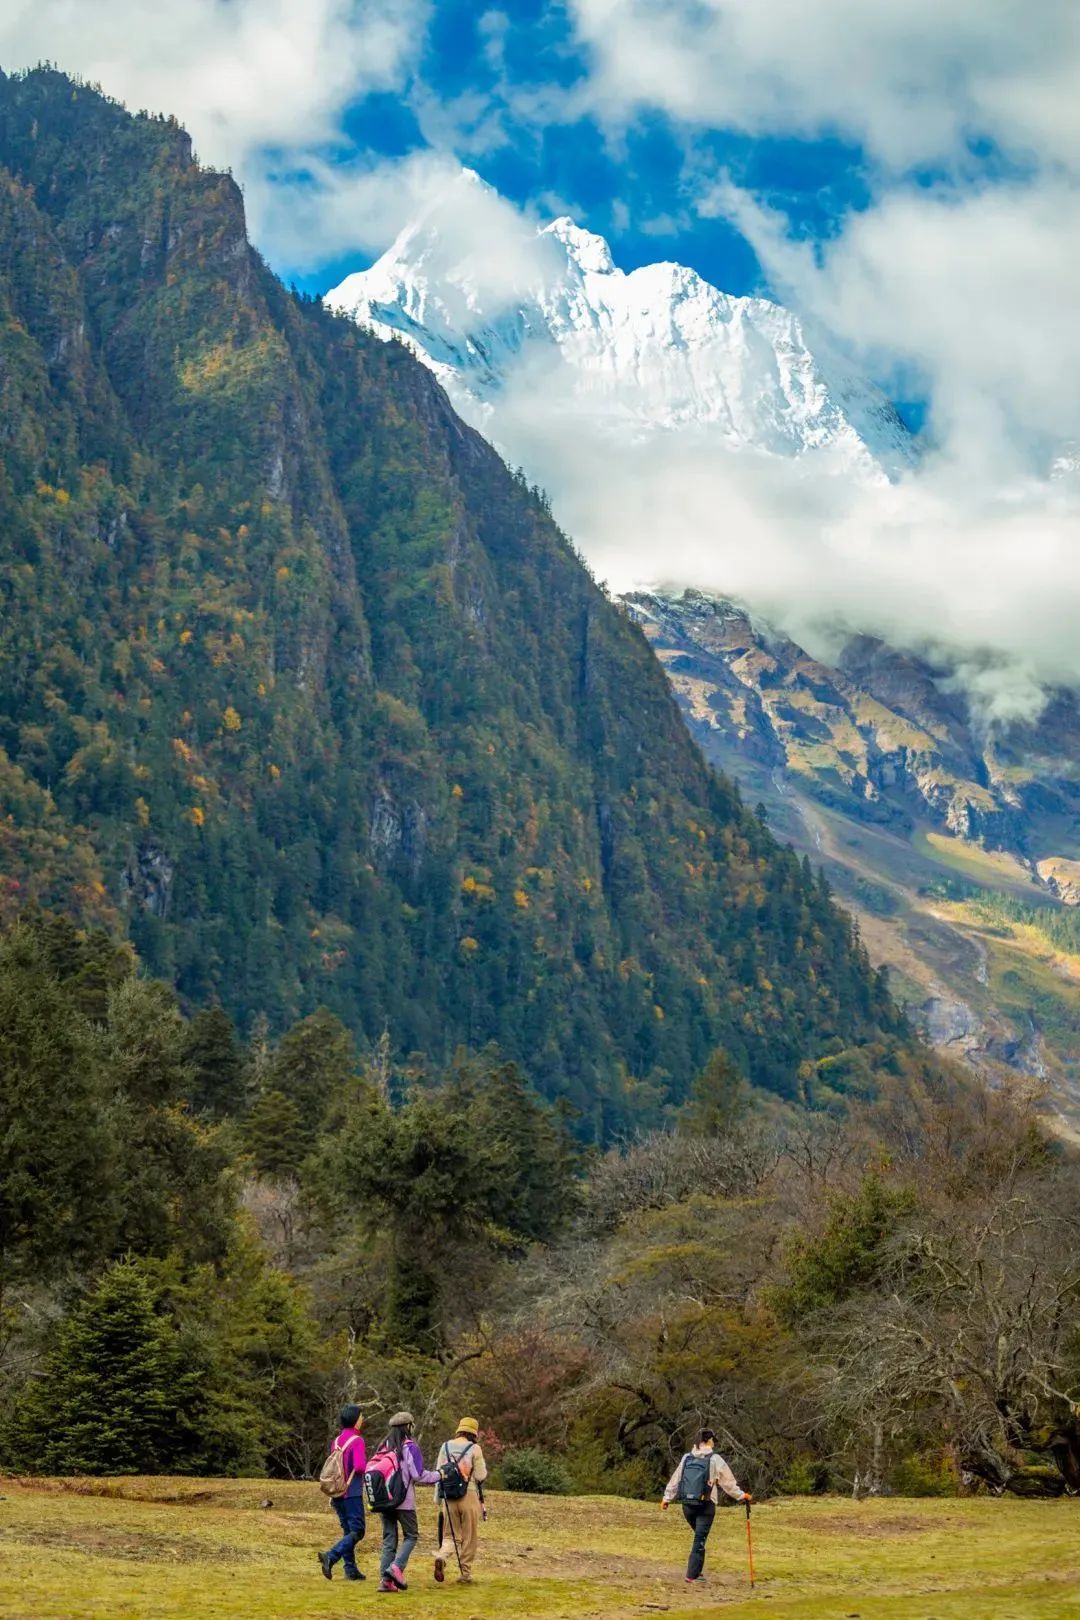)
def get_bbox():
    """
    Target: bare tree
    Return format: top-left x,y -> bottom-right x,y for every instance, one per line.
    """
816,1187 -> 1080,1494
